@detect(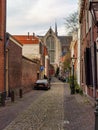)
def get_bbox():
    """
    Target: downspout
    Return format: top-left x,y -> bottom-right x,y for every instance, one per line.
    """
4,0 -> 7,96
90,11 -> 96,99
79,0 -> 84,89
